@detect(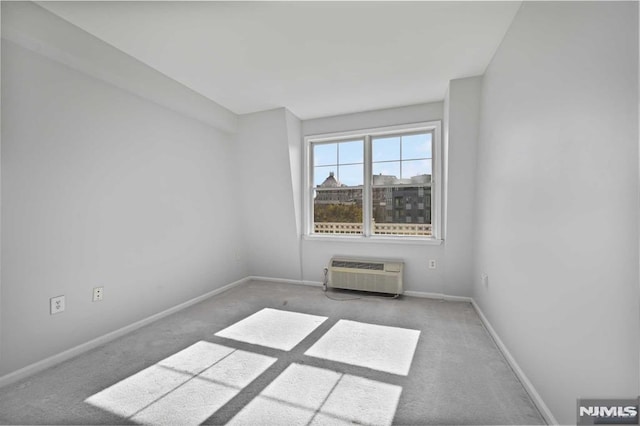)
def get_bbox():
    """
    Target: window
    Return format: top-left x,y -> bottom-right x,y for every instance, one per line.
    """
304,121 -> 441,240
